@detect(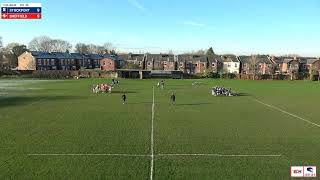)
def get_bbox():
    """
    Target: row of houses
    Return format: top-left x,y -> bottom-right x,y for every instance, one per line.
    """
17,51 -> 125,71
17,51 -> 320,76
